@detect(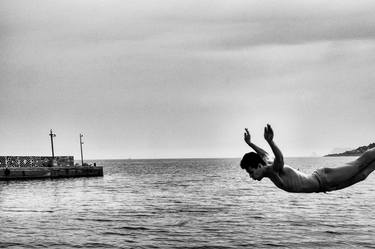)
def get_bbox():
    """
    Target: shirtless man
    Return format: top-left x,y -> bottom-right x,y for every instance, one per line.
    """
241,124 -> 375,193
